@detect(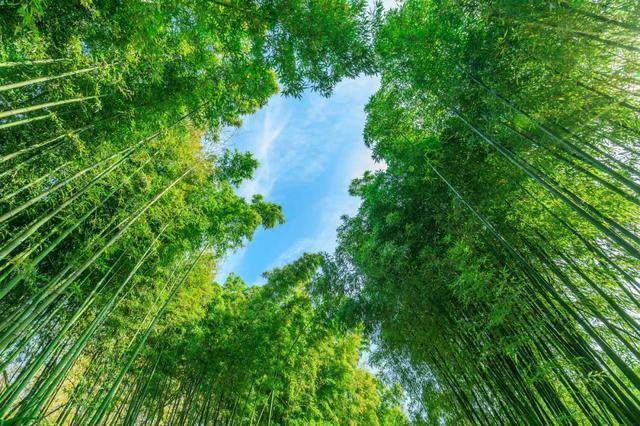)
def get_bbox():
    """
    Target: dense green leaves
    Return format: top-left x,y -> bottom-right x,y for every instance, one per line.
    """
2,0 -> 639,424
318,0 -> 640,424
0,0 -> 392,424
